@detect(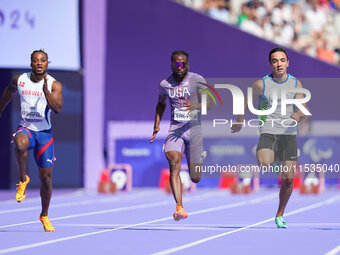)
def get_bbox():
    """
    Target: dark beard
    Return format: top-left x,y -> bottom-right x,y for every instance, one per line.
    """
31,70 -> 47,82
173,71 -> 187,82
